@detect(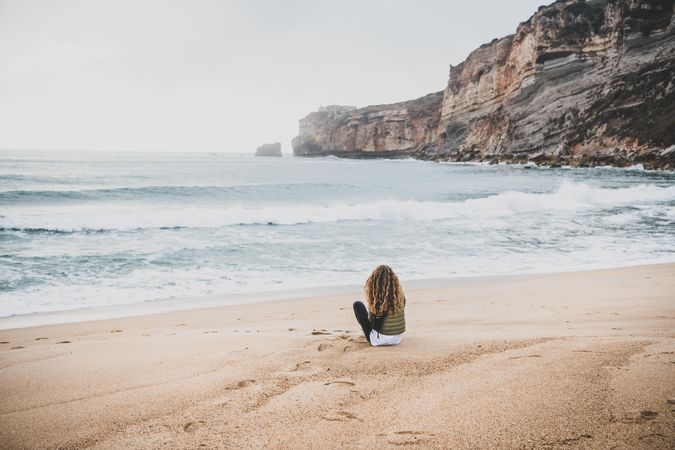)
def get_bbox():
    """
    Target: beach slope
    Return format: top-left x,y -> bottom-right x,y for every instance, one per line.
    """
1,264 -> 674,449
